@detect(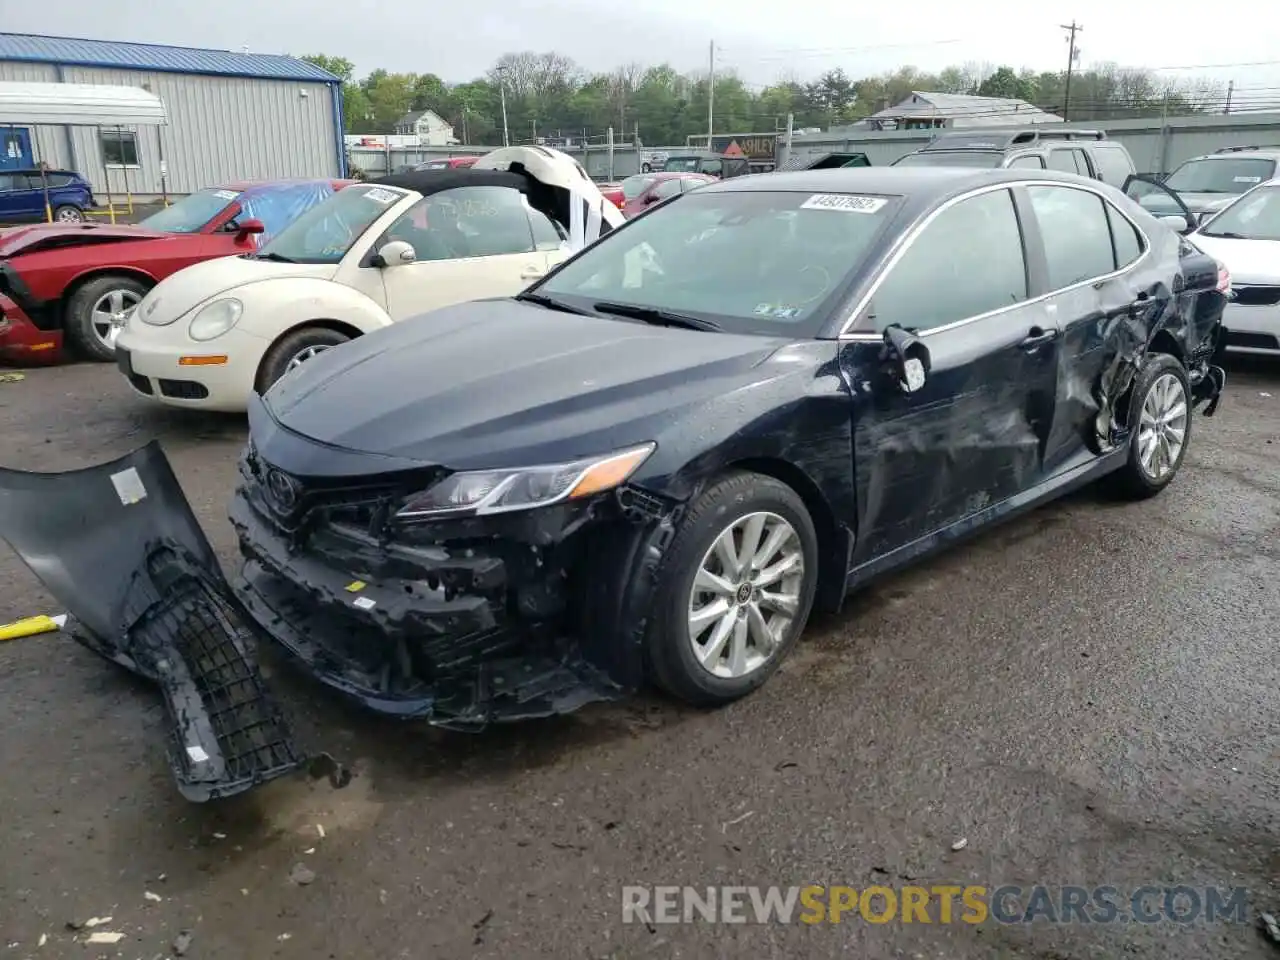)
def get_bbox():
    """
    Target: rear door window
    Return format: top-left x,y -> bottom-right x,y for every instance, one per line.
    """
1105,202 -> 1145,267
868,188 -> 1027,332
1026,185 -> 1117,288
1008,155 -> 1046,169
